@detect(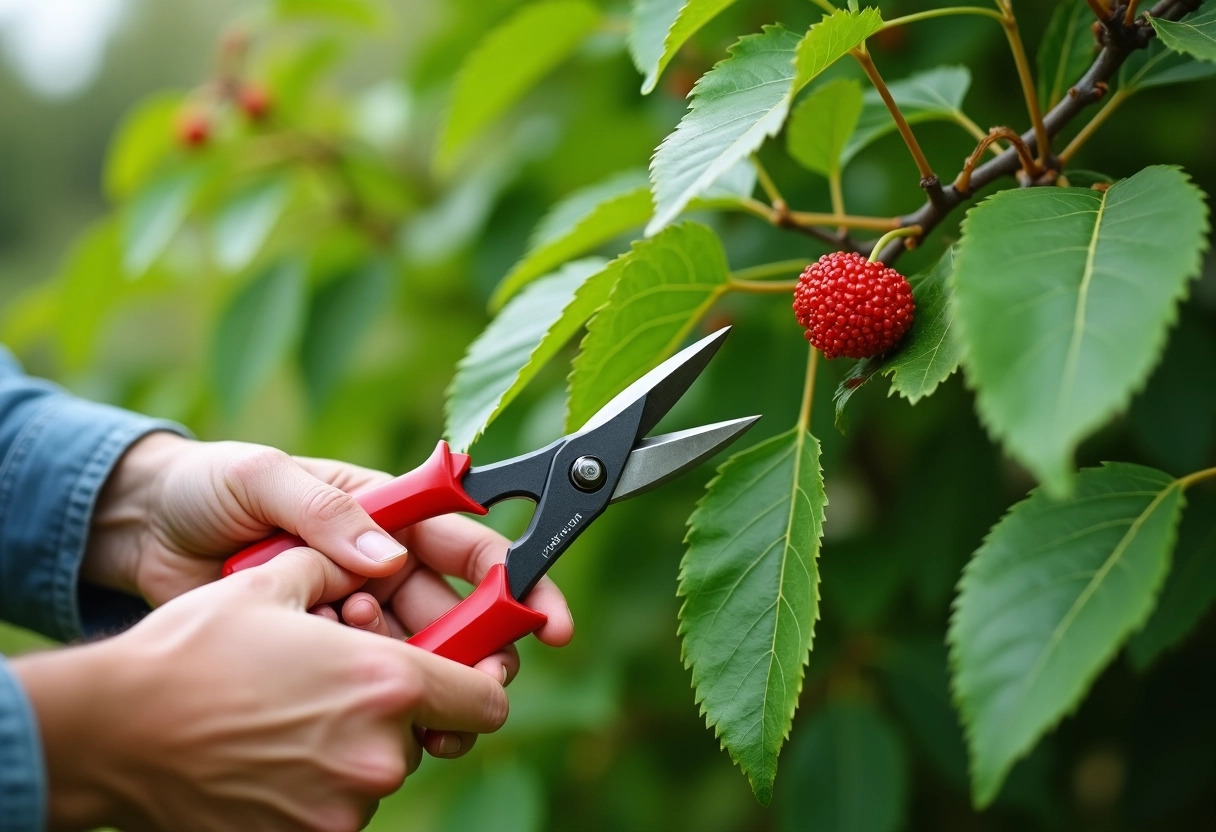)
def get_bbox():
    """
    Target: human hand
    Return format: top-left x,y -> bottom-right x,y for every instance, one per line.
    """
14,546 -> 510,832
